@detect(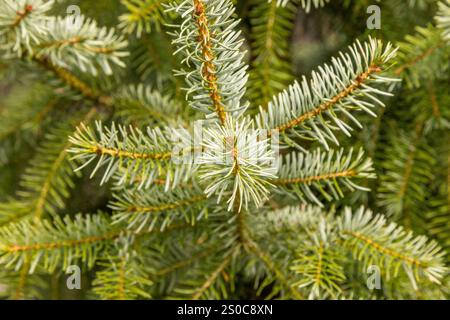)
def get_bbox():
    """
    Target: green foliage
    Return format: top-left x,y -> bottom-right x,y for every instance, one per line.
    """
36,15 -> 128,76
437,0 -> 450,41
0,0 -> 448,300
16,121 -> 83,219
0,0 -> 128,75
0,200 -> 32,227
251,205 -> 447,296
0,0 -> 53,56
395,25 -> 449,88
0,84 -> 55,152
273,0 -> 330,12
93,249 -> 153,300
255,38 -> 398,150
339,207 -> 447,289
275,148 -> 374,205
114,84 -> 182,126
68,121 -> 196,190
0,213 -> 116,272
198,118 -> 277,211
0,268 -> 48,300
167,0 -> 249,122
291,221 -> 346,299
110,186 -> 208,232
247,0 -> 295,108
377,129 -> 436,222
119,0 -> 168,37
